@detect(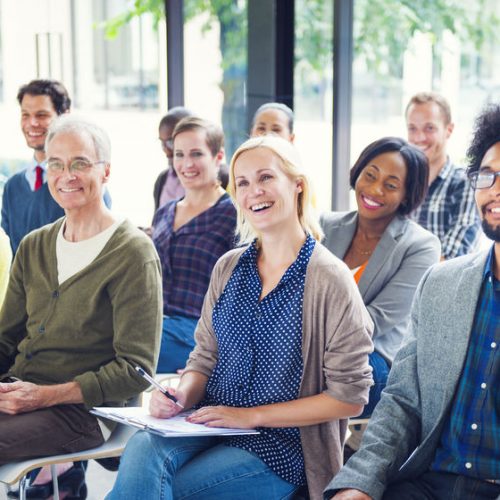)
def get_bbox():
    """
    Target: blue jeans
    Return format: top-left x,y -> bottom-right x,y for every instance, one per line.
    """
157,315 -> 198,373
106,431 -> 298,500
360,350 -> 390,418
